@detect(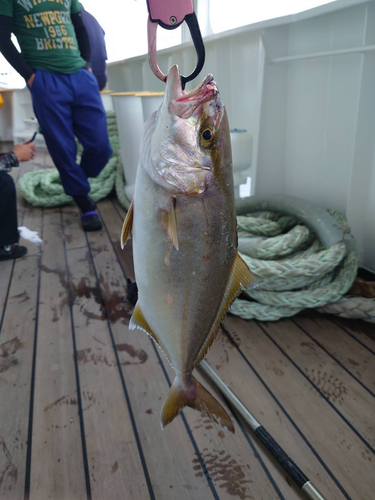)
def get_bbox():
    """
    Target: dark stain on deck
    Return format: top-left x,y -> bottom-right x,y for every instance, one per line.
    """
75,344 -> 147,366
0,357 -> 18,374
0,338 -> 22,374
11,291 -> 30,304
43,391 -> 96,413
116,343 -> 148,364
0,337 -> 23,358
192,450 -> 252,499
0,436 -> 18,490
